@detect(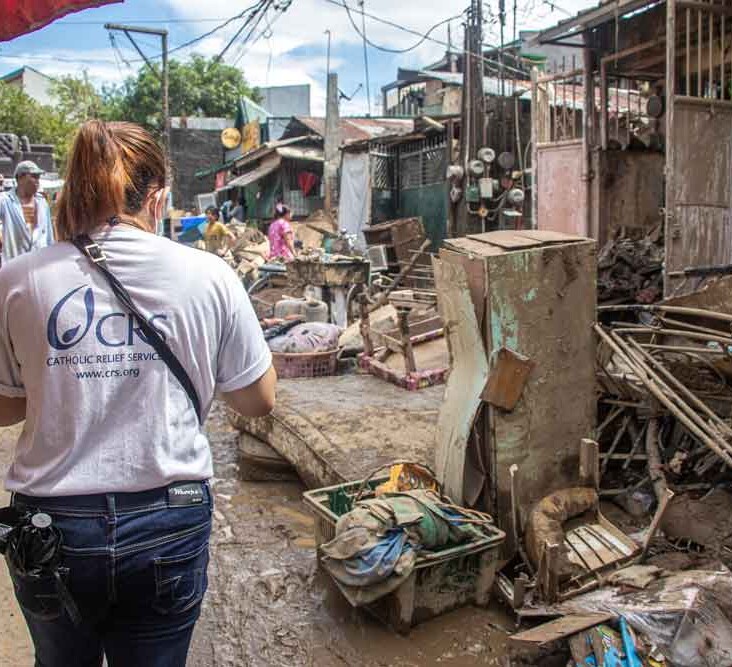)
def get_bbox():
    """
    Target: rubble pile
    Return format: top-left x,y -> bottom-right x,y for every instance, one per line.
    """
597,230 -> 664,304
595,303 -> 732,504
221,223 -> 270,282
